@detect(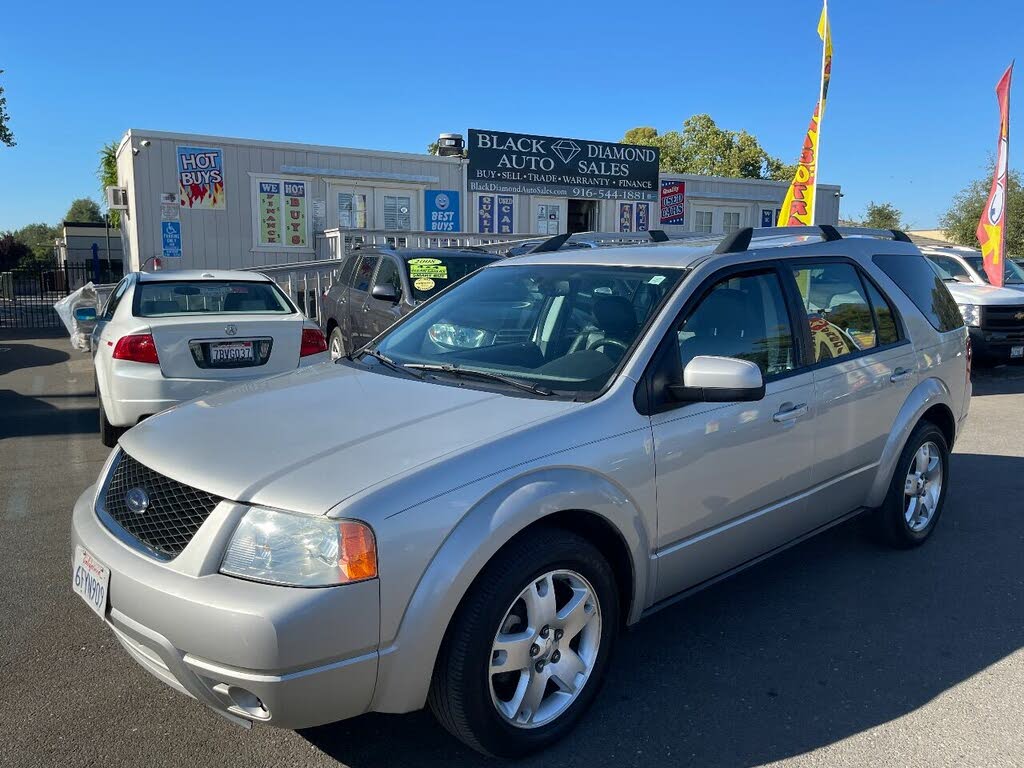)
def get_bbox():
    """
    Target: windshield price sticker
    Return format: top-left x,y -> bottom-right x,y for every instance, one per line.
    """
414,278 -> 436,291
408,258 -> 448,279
